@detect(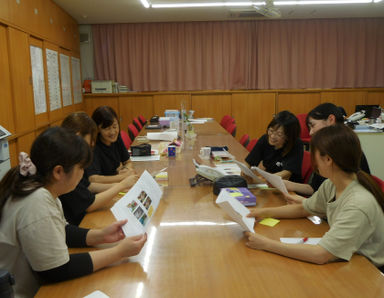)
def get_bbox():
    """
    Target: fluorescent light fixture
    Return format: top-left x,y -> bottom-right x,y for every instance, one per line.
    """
140,0 -> 150,8
147,0 -> 382,9
275,0 -> 373,4
152,2 -> 266,8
